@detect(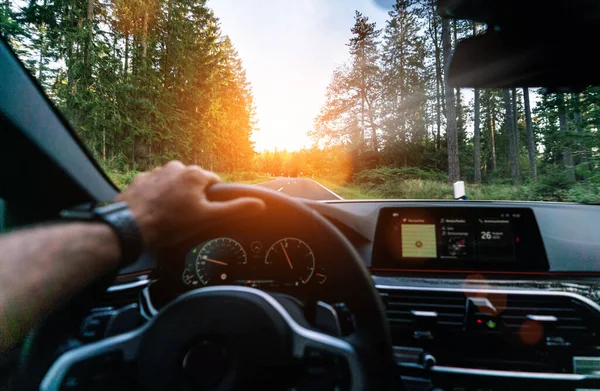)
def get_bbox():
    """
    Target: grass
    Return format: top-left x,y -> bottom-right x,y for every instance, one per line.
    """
318,177 -> 540,202
315,178 -> 382,199
320,178 -> 540,201
317,167 -> 600,203
217,172 -> 274,185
